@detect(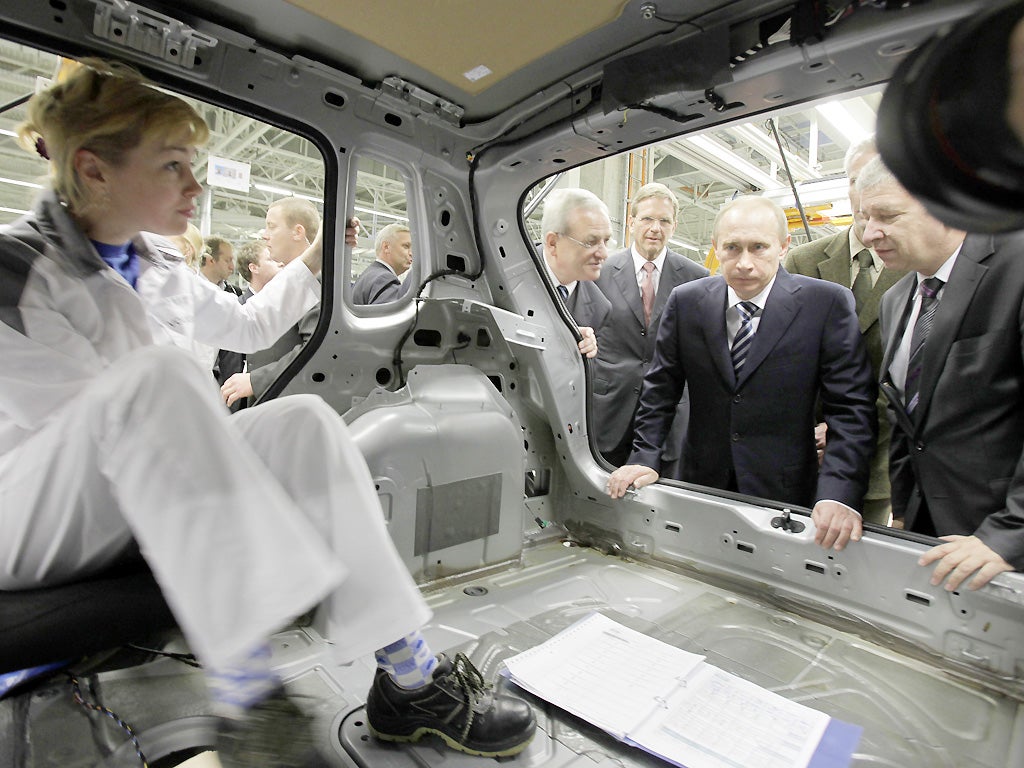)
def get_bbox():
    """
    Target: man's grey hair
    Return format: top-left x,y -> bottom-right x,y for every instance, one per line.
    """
855,155 -> 900,196
374,222 -> 410,256
844,136 -> 877,175
541,188 -> 609,238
